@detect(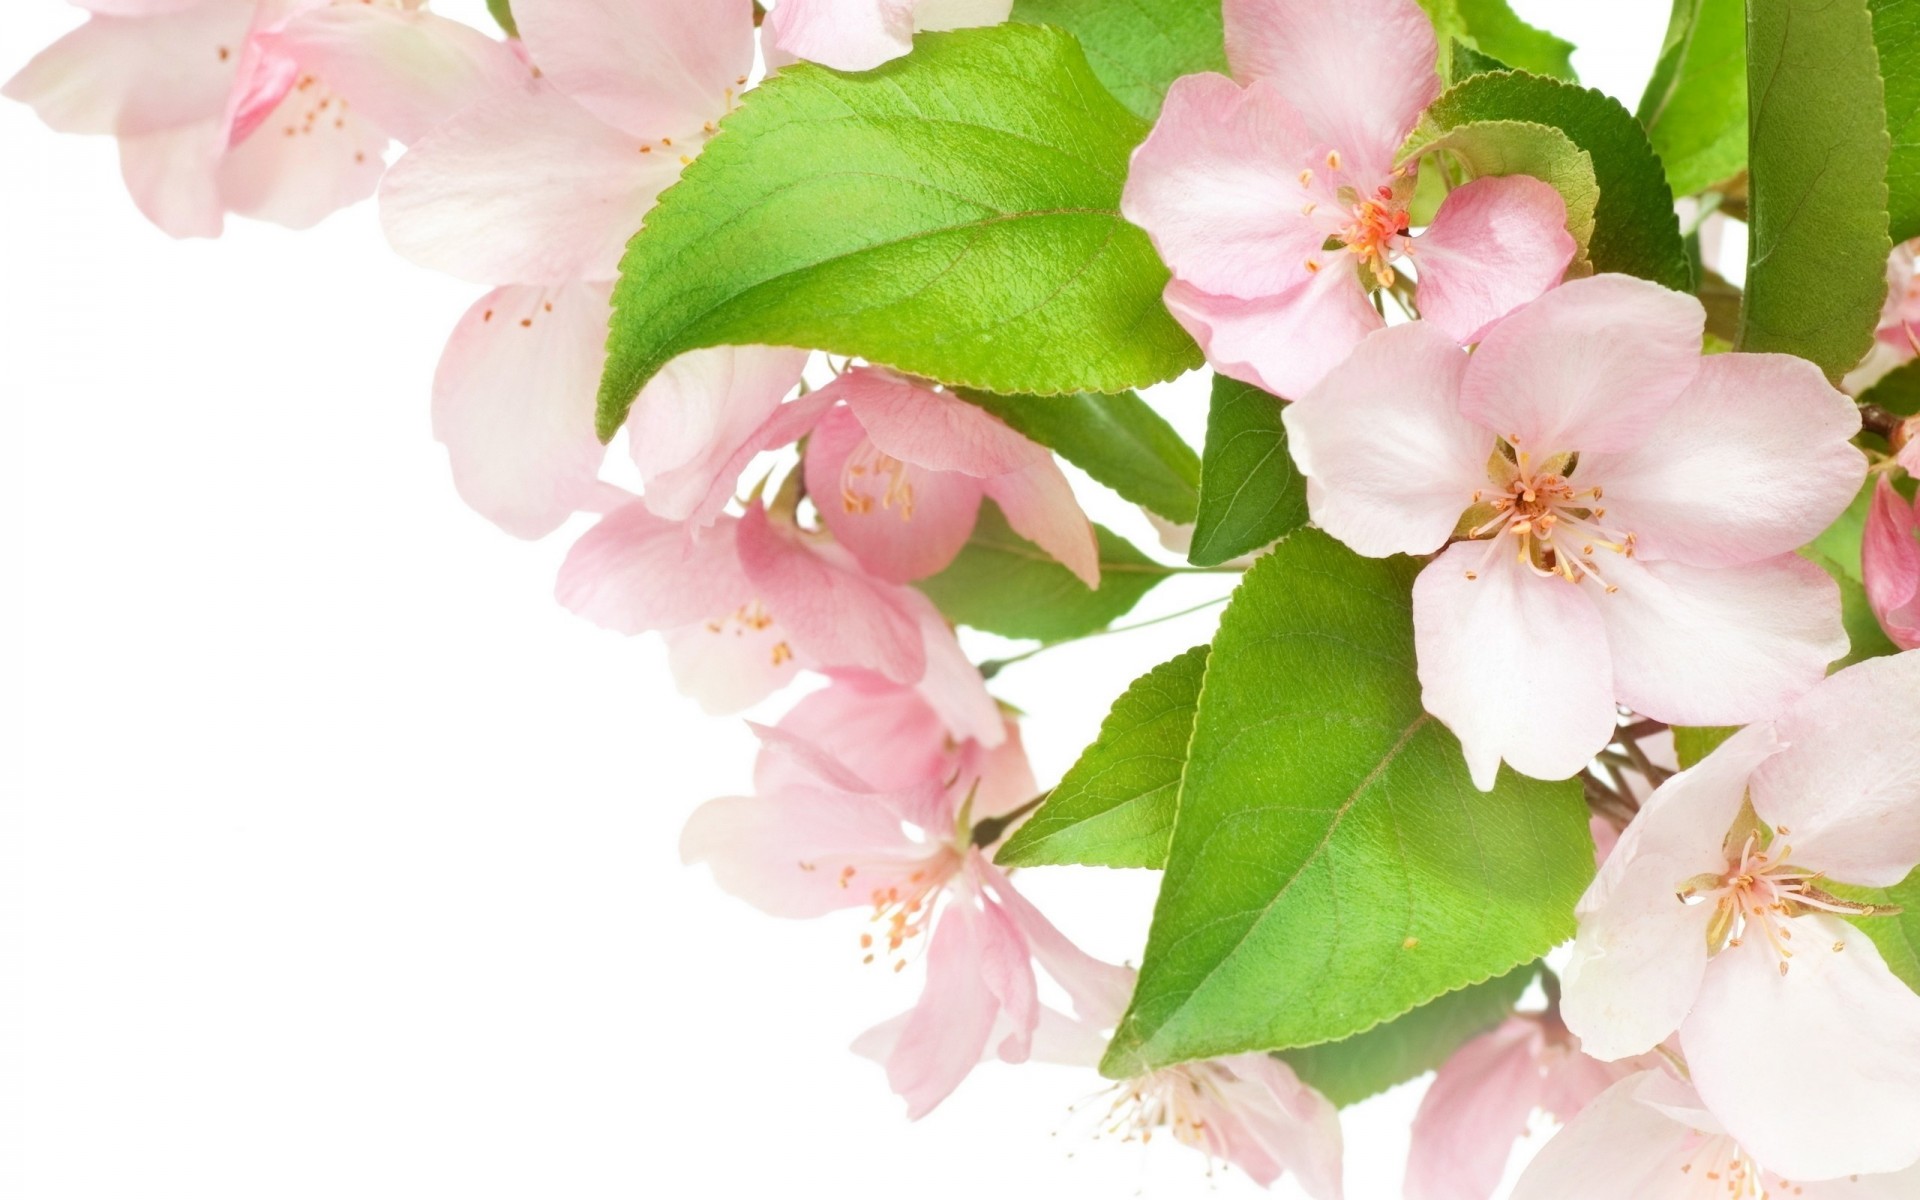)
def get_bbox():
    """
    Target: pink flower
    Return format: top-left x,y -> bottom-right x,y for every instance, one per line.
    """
801,368 -> 1099,584
381,0 -> 767,538
1513,1068 -> 1920,1200
1405,1013 -> 1632,1200
5,0 -> 517,237
1119,0 -> 1576,399
766,0 -> 1012,73
556,499 -> 1003,741
681,681 -> 1132,1117
1865,476 -> 1920,650
1283,274 -> 1865,788
1104,1054 -> 1344,1196
1559,652 -> 1920,1181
